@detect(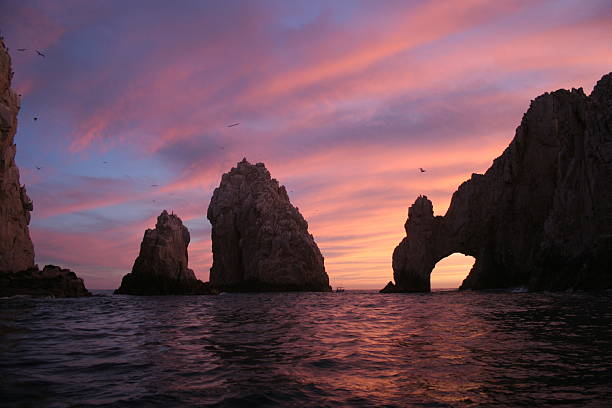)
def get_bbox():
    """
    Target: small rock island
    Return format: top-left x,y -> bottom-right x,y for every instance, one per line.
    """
115,210 -> 215,295
384,73 -> 612,293
207,159 -> 331,292
0,38 -> 90,297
